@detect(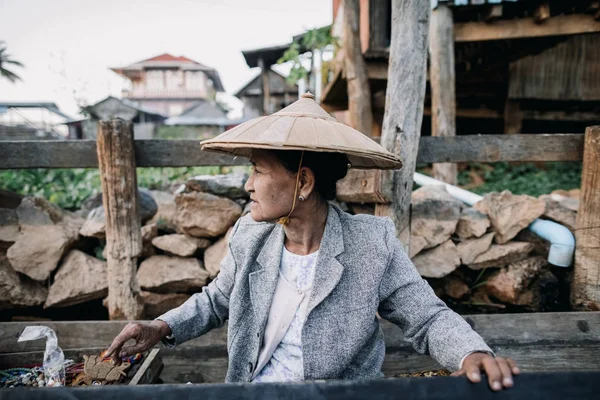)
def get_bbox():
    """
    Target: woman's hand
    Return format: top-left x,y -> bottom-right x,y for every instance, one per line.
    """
451,352 -> 520,391
105,320 -> 171,364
